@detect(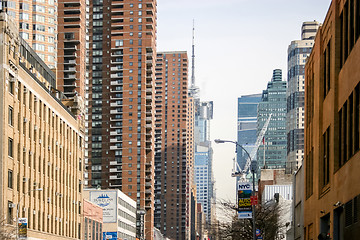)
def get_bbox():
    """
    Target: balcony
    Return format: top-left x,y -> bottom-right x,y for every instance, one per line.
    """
64,59 -> 76,65
63,67 -> 76,73
110,80 -> 123,85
